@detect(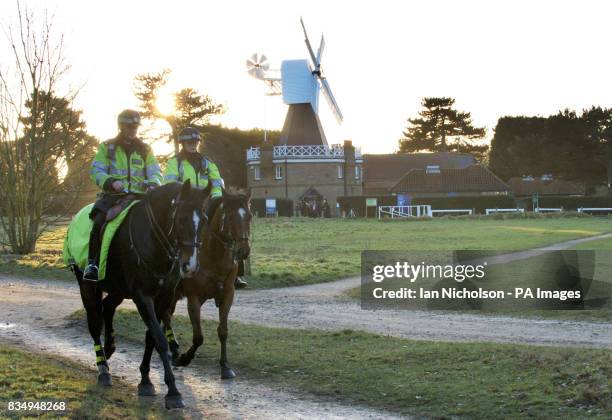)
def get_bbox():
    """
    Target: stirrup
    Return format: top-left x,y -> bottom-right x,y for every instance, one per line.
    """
83,264 -> 99,282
